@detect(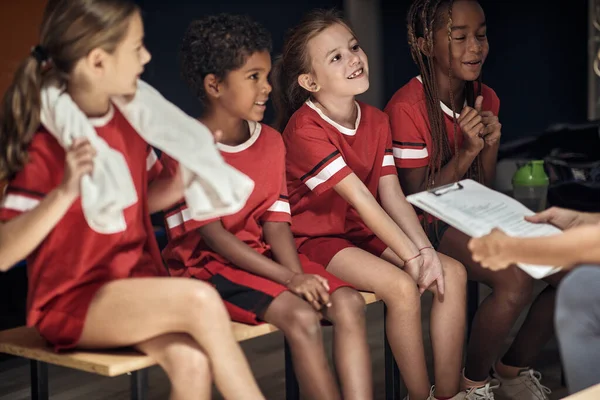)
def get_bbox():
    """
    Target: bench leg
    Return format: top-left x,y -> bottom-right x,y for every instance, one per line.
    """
384,304 -> 403,400
130,369 -> 148,400
467,281 -> 480,340
284,339 -> 300,400
30,360 -> 49,400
